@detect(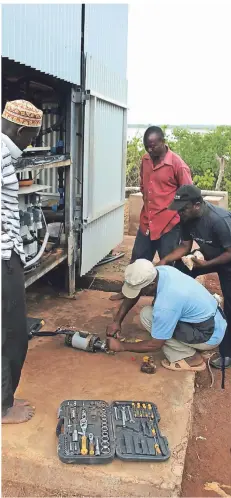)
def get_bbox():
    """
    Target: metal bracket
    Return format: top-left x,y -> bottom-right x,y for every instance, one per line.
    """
74,216 -> 88,231
71,89 -> 90,104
